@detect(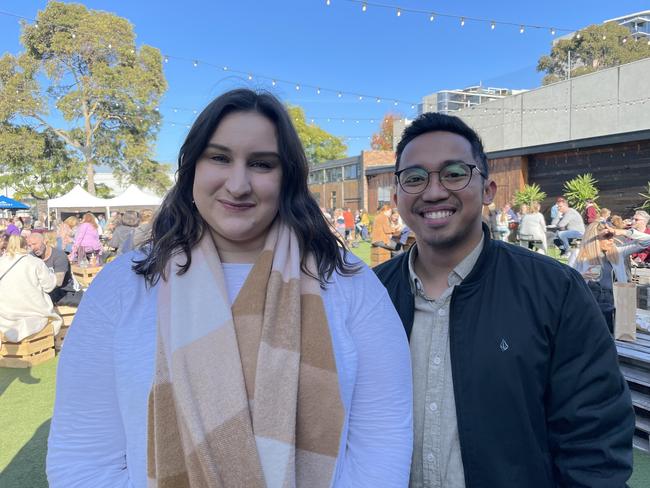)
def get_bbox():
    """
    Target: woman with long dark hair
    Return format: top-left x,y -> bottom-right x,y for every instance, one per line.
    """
47,89 -> 412,487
